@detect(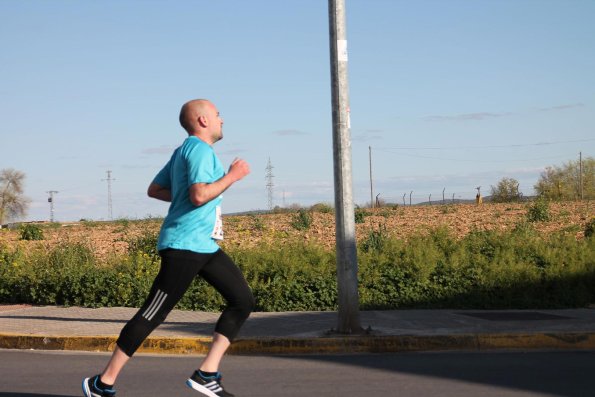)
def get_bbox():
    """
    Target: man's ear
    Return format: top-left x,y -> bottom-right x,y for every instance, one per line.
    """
197,115 -> 208,127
